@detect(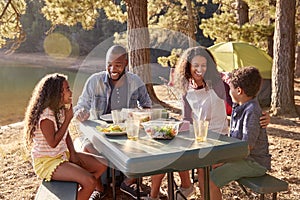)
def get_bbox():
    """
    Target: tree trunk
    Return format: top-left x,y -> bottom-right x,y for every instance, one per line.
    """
295,0 -> 300,77
126,0 -> 150,82
295,30 -> 300,77
267,0 -> 276,57
126,0 -> 181,112
236,0 -> 249,26
186,0 -> 197,47
271,0 -> 298,117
